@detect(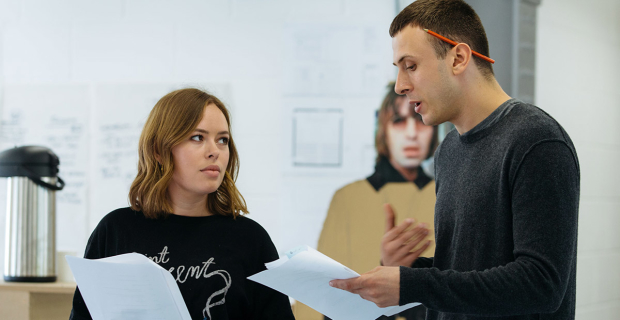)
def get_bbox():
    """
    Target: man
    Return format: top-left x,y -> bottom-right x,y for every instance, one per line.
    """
294,83 -> 438,320
330,1 -> 580,320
